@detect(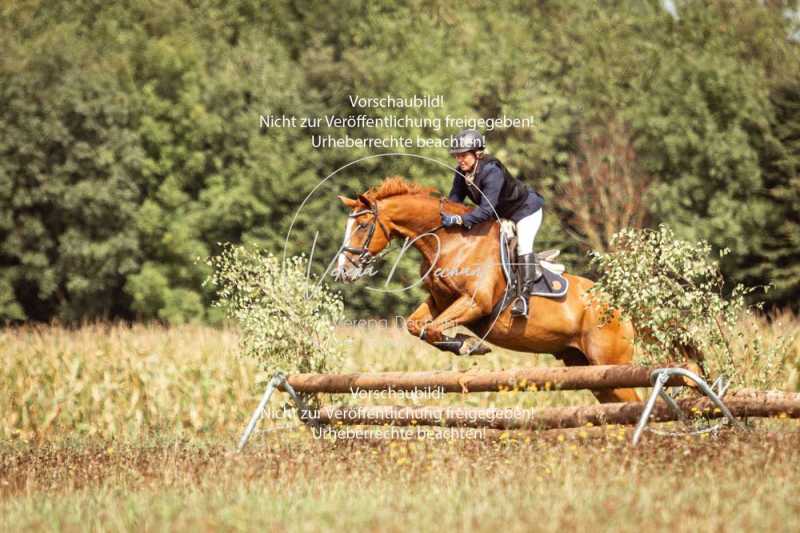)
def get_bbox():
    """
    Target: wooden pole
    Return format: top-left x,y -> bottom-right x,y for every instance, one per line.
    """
305,390 -> 800,430
286,365 -> 686,394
